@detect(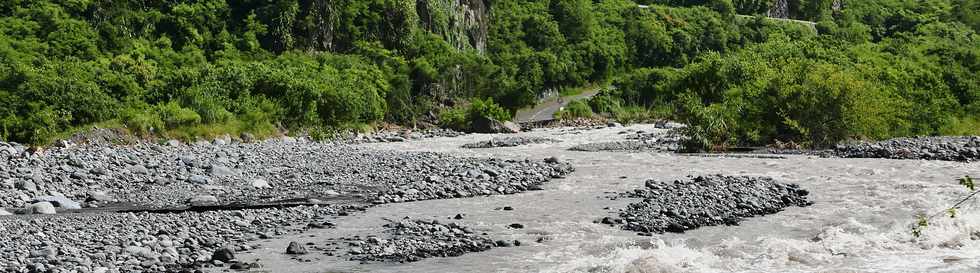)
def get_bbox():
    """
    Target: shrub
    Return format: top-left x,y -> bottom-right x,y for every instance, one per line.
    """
120,106 -> 163,136
556,100 -> 594,119
155,101 -> 201,128
438,98 -> 512,131
469,98 -> 512,122
588,93 -> 623,114
438,107 -> 468,131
